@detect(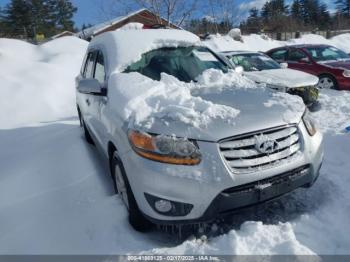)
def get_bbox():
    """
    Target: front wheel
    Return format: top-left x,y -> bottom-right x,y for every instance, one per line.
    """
317,75 -> 337,90
82,120 -> 94,145
111,152 -> 153,232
